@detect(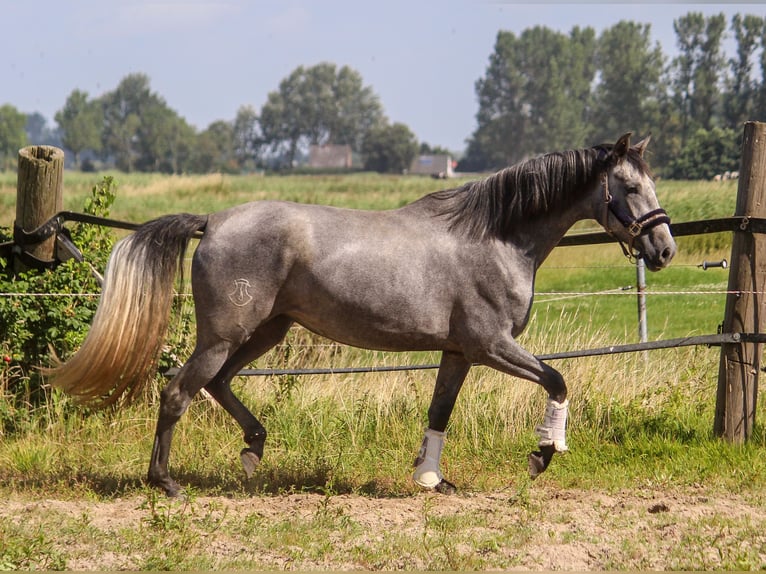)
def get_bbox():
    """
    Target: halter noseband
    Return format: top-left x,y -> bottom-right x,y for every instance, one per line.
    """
600,171 -> 671,261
